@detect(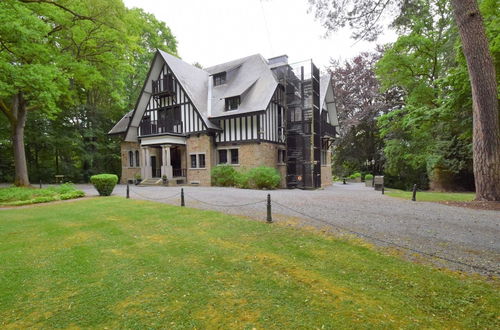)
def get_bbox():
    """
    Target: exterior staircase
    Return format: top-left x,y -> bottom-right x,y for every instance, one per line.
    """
139,178 -> 162,186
